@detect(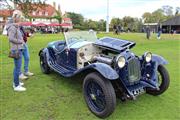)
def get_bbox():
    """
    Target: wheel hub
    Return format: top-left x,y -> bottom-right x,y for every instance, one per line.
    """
90,94 -> 96,100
